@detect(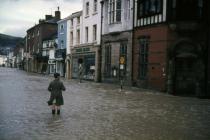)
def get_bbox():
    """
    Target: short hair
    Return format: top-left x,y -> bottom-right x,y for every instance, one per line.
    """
54,73 -> 60,78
